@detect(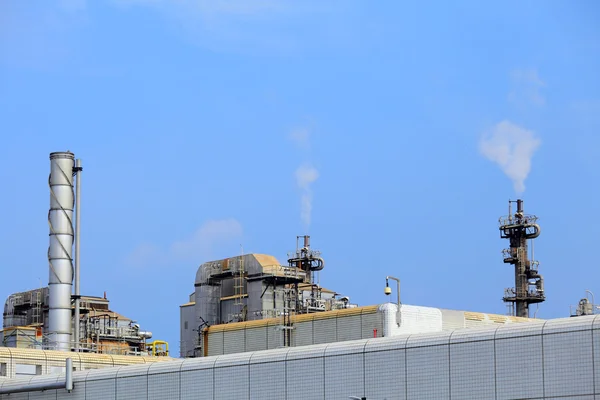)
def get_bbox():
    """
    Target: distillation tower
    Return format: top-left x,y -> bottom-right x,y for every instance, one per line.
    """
499,199 -> 544,318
